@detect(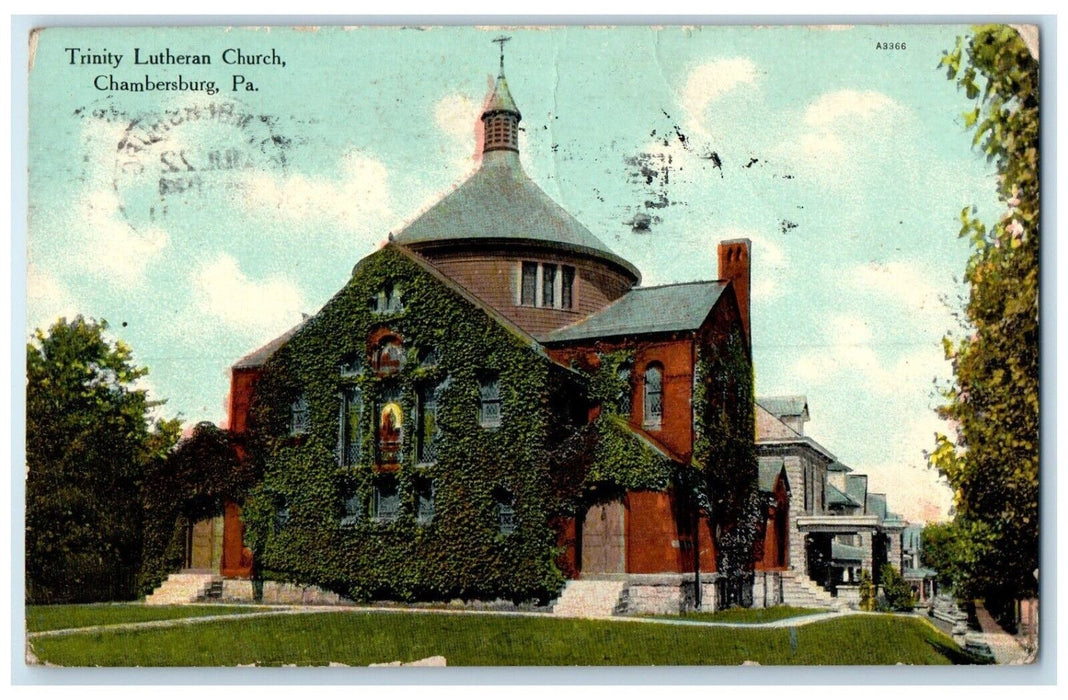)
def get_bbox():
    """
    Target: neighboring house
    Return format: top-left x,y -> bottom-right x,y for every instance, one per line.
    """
194,61 -> 756,610
901,523 -> 939,603
755,396 -> 909,607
